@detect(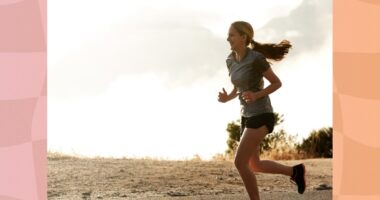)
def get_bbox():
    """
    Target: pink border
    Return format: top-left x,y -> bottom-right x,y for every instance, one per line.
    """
0,0 -> 46,199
